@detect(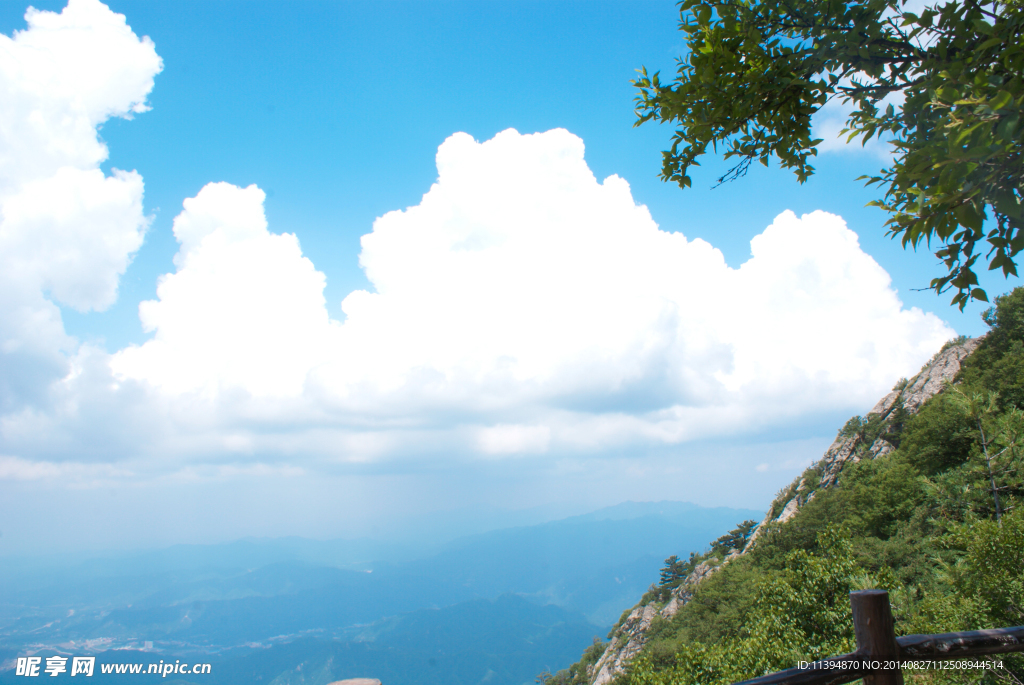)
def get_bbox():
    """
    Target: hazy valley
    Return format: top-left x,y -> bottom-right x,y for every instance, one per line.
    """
0,502 -> 758,685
